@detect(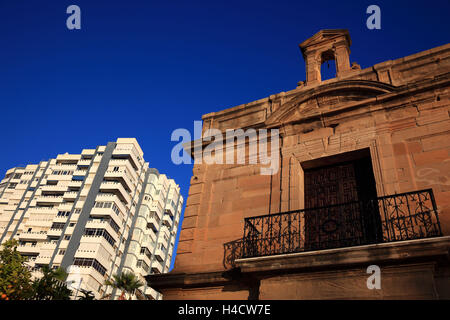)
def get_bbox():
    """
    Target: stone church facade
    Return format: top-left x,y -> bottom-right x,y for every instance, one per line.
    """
147,30 -> 450,299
